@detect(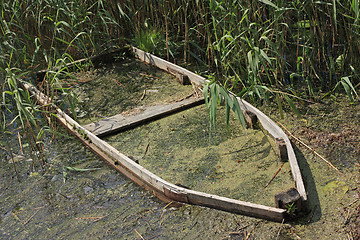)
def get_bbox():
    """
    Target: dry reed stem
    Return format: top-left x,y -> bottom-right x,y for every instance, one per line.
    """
275,218 -> 285,240
134,229 -> 145,240
135,89 -> 146,103
23,206 -> 44,226
264,162 -> 285,188
18,132 -> 23,154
